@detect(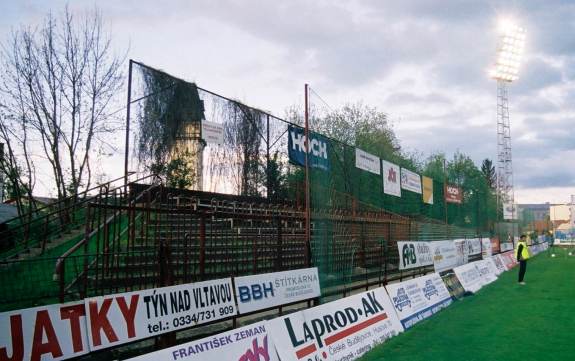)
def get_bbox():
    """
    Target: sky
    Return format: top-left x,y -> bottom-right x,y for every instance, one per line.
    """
0,0 -> 574,204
